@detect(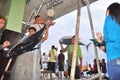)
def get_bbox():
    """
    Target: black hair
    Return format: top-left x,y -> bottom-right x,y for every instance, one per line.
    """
72,35 -> 75,38
29,27 -> 37,32
107,2 -> 120,25
0,15 -> 6,22
51,45 -> 55,49
35,15 -> 40,20
60,50 -> 63,53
